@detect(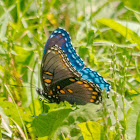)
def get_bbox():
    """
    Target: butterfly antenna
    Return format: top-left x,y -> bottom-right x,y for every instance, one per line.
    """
10,76 -> 39,89
10,81 -> 37,89
16,77 -> 48,99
